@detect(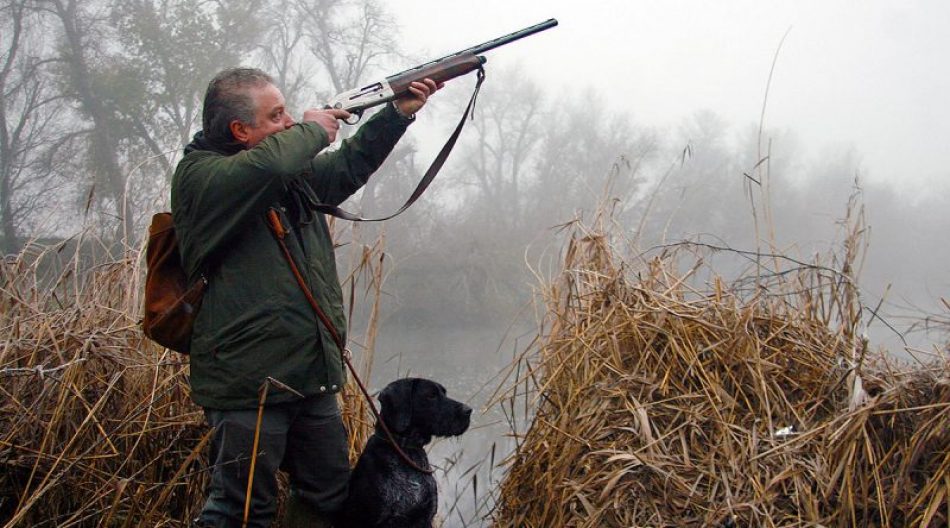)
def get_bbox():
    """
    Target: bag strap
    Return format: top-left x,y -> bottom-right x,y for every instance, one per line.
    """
265,209 -> 434,474
312,68 -> 485,222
